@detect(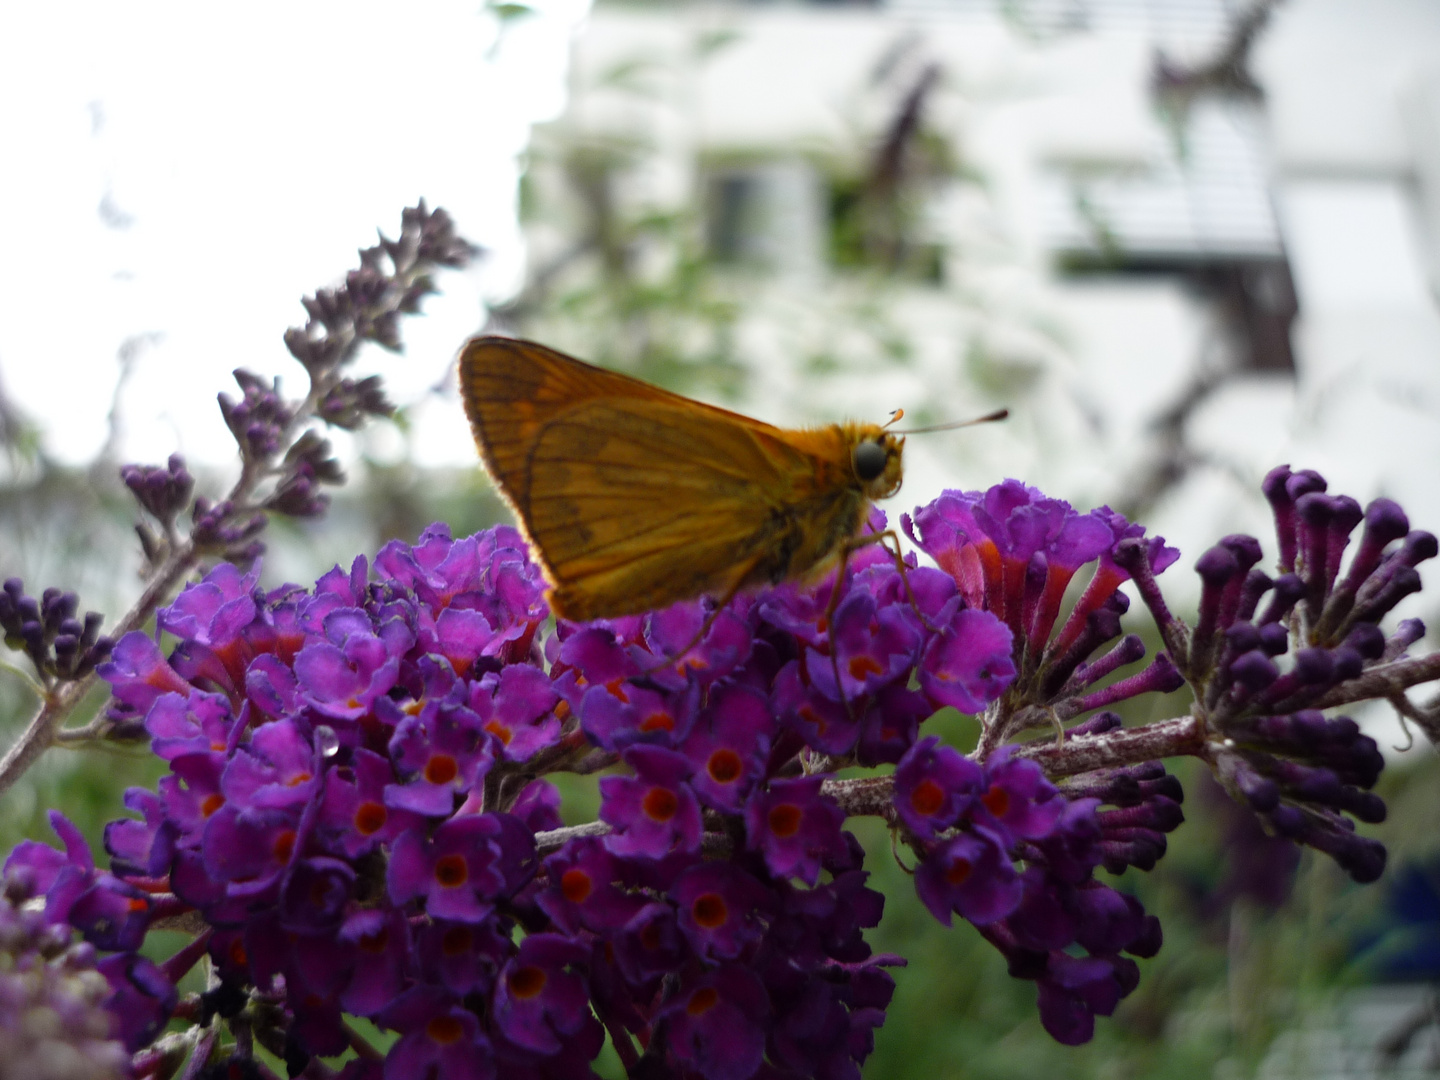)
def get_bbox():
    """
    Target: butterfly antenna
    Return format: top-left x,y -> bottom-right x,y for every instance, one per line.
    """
893,408 -> 1008,435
